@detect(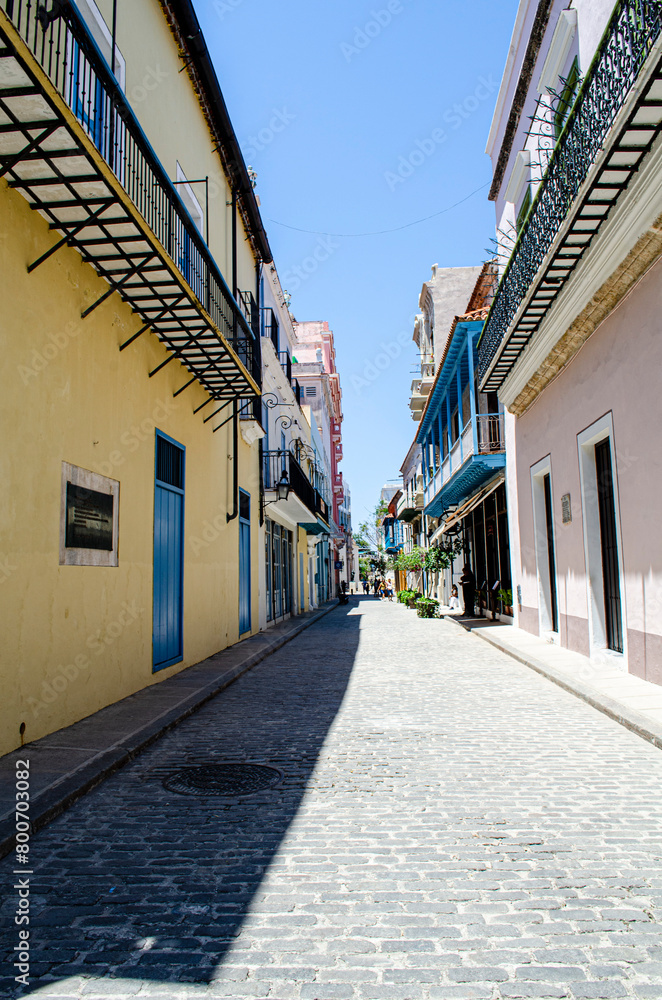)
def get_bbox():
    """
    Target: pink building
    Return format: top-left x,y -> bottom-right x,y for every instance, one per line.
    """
481,0 -> 662,682
291,321 -> 346,595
